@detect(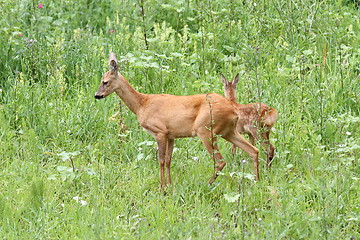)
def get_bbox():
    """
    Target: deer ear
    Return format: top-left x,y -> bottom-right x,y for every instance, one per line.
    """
232,73 -> 239,86
221,74 -> 229,87
109,52 -> 118,72
109,60 -> 118,72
